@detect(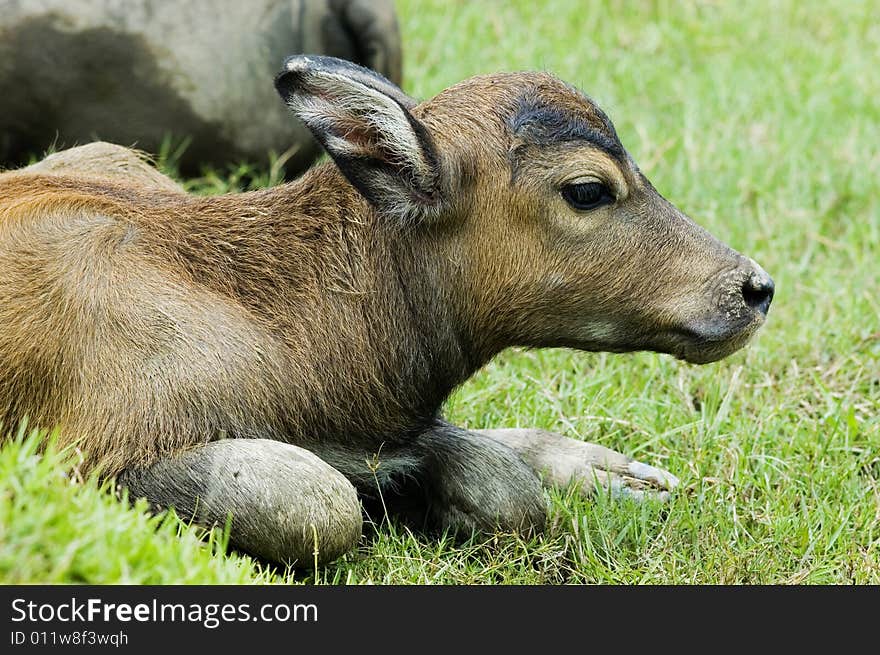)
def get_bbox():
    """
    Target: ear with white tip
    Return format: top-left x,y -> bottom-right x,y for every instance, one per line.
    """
275,55 -> 442,221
